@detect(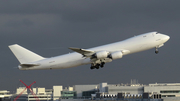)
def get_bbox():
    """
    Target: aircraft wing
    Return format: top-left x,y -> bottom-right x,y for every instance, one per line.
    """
69,47 -> 95,57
